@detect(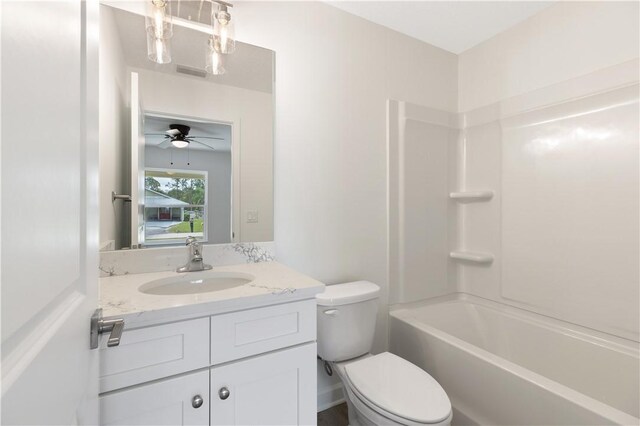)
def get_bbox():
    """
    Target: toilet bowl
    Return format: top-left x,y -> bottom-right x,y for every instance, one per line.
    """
333,353 -> 452,426
316,282 -> 452,426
